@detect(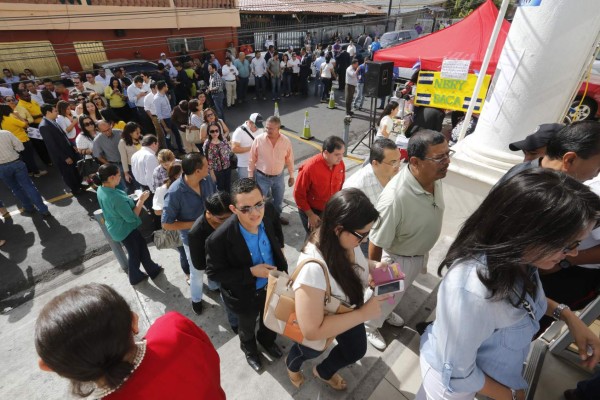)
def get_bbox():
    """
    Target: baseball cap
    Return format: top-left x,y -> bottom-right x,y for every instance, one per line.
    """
160,52 -> 166,56
249,113 -> 264,128
509,123 -> 565,152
